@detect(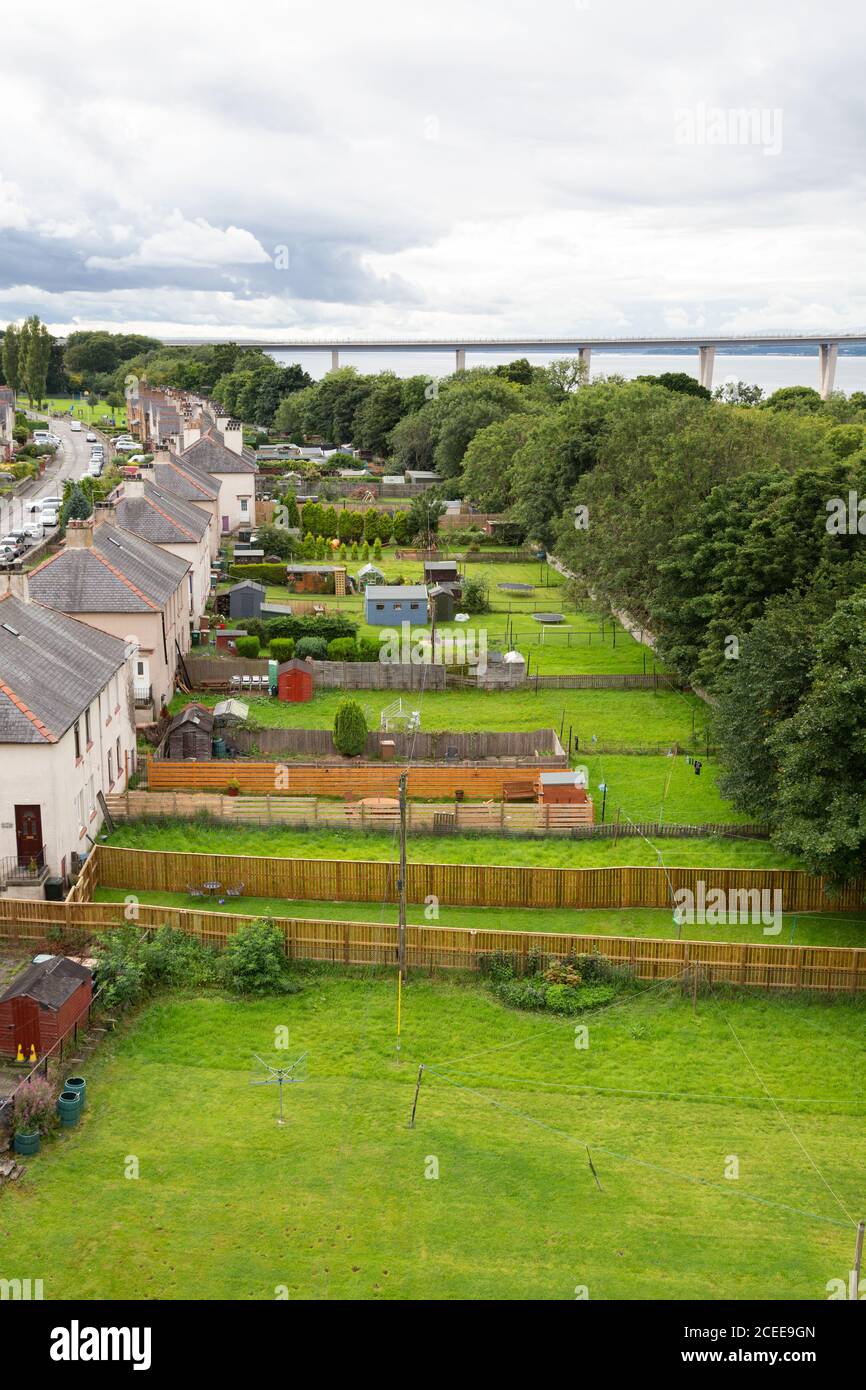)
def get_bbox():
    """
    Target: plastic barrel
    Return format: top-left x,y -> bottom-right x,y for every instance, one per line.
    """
56,1090 -> 81,1127
65,1076 -> 86,1110
13,1131 -> 40,1155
